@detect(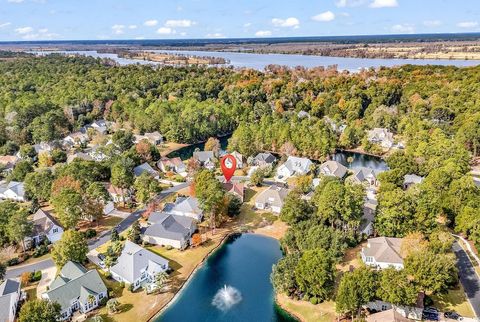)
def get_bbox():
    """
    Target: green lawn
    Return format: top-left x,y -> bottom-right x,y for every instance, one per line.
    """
431,286 -> 475,318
